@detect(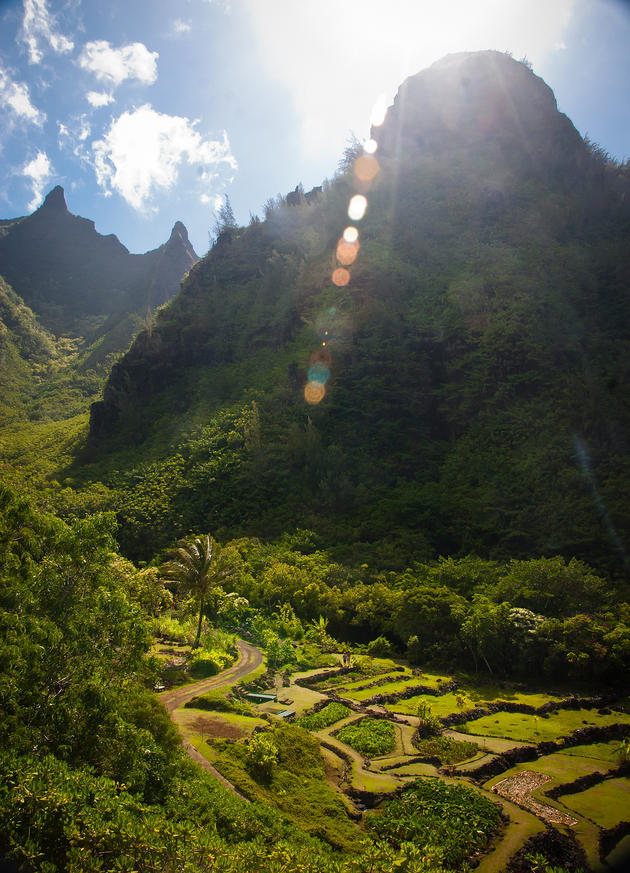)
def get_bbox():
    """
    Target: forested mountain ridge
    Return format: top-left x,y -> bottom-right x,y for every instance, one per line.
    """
0,186 -> 198,341
0,189 -> 198,425
82,51 -> 630,575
